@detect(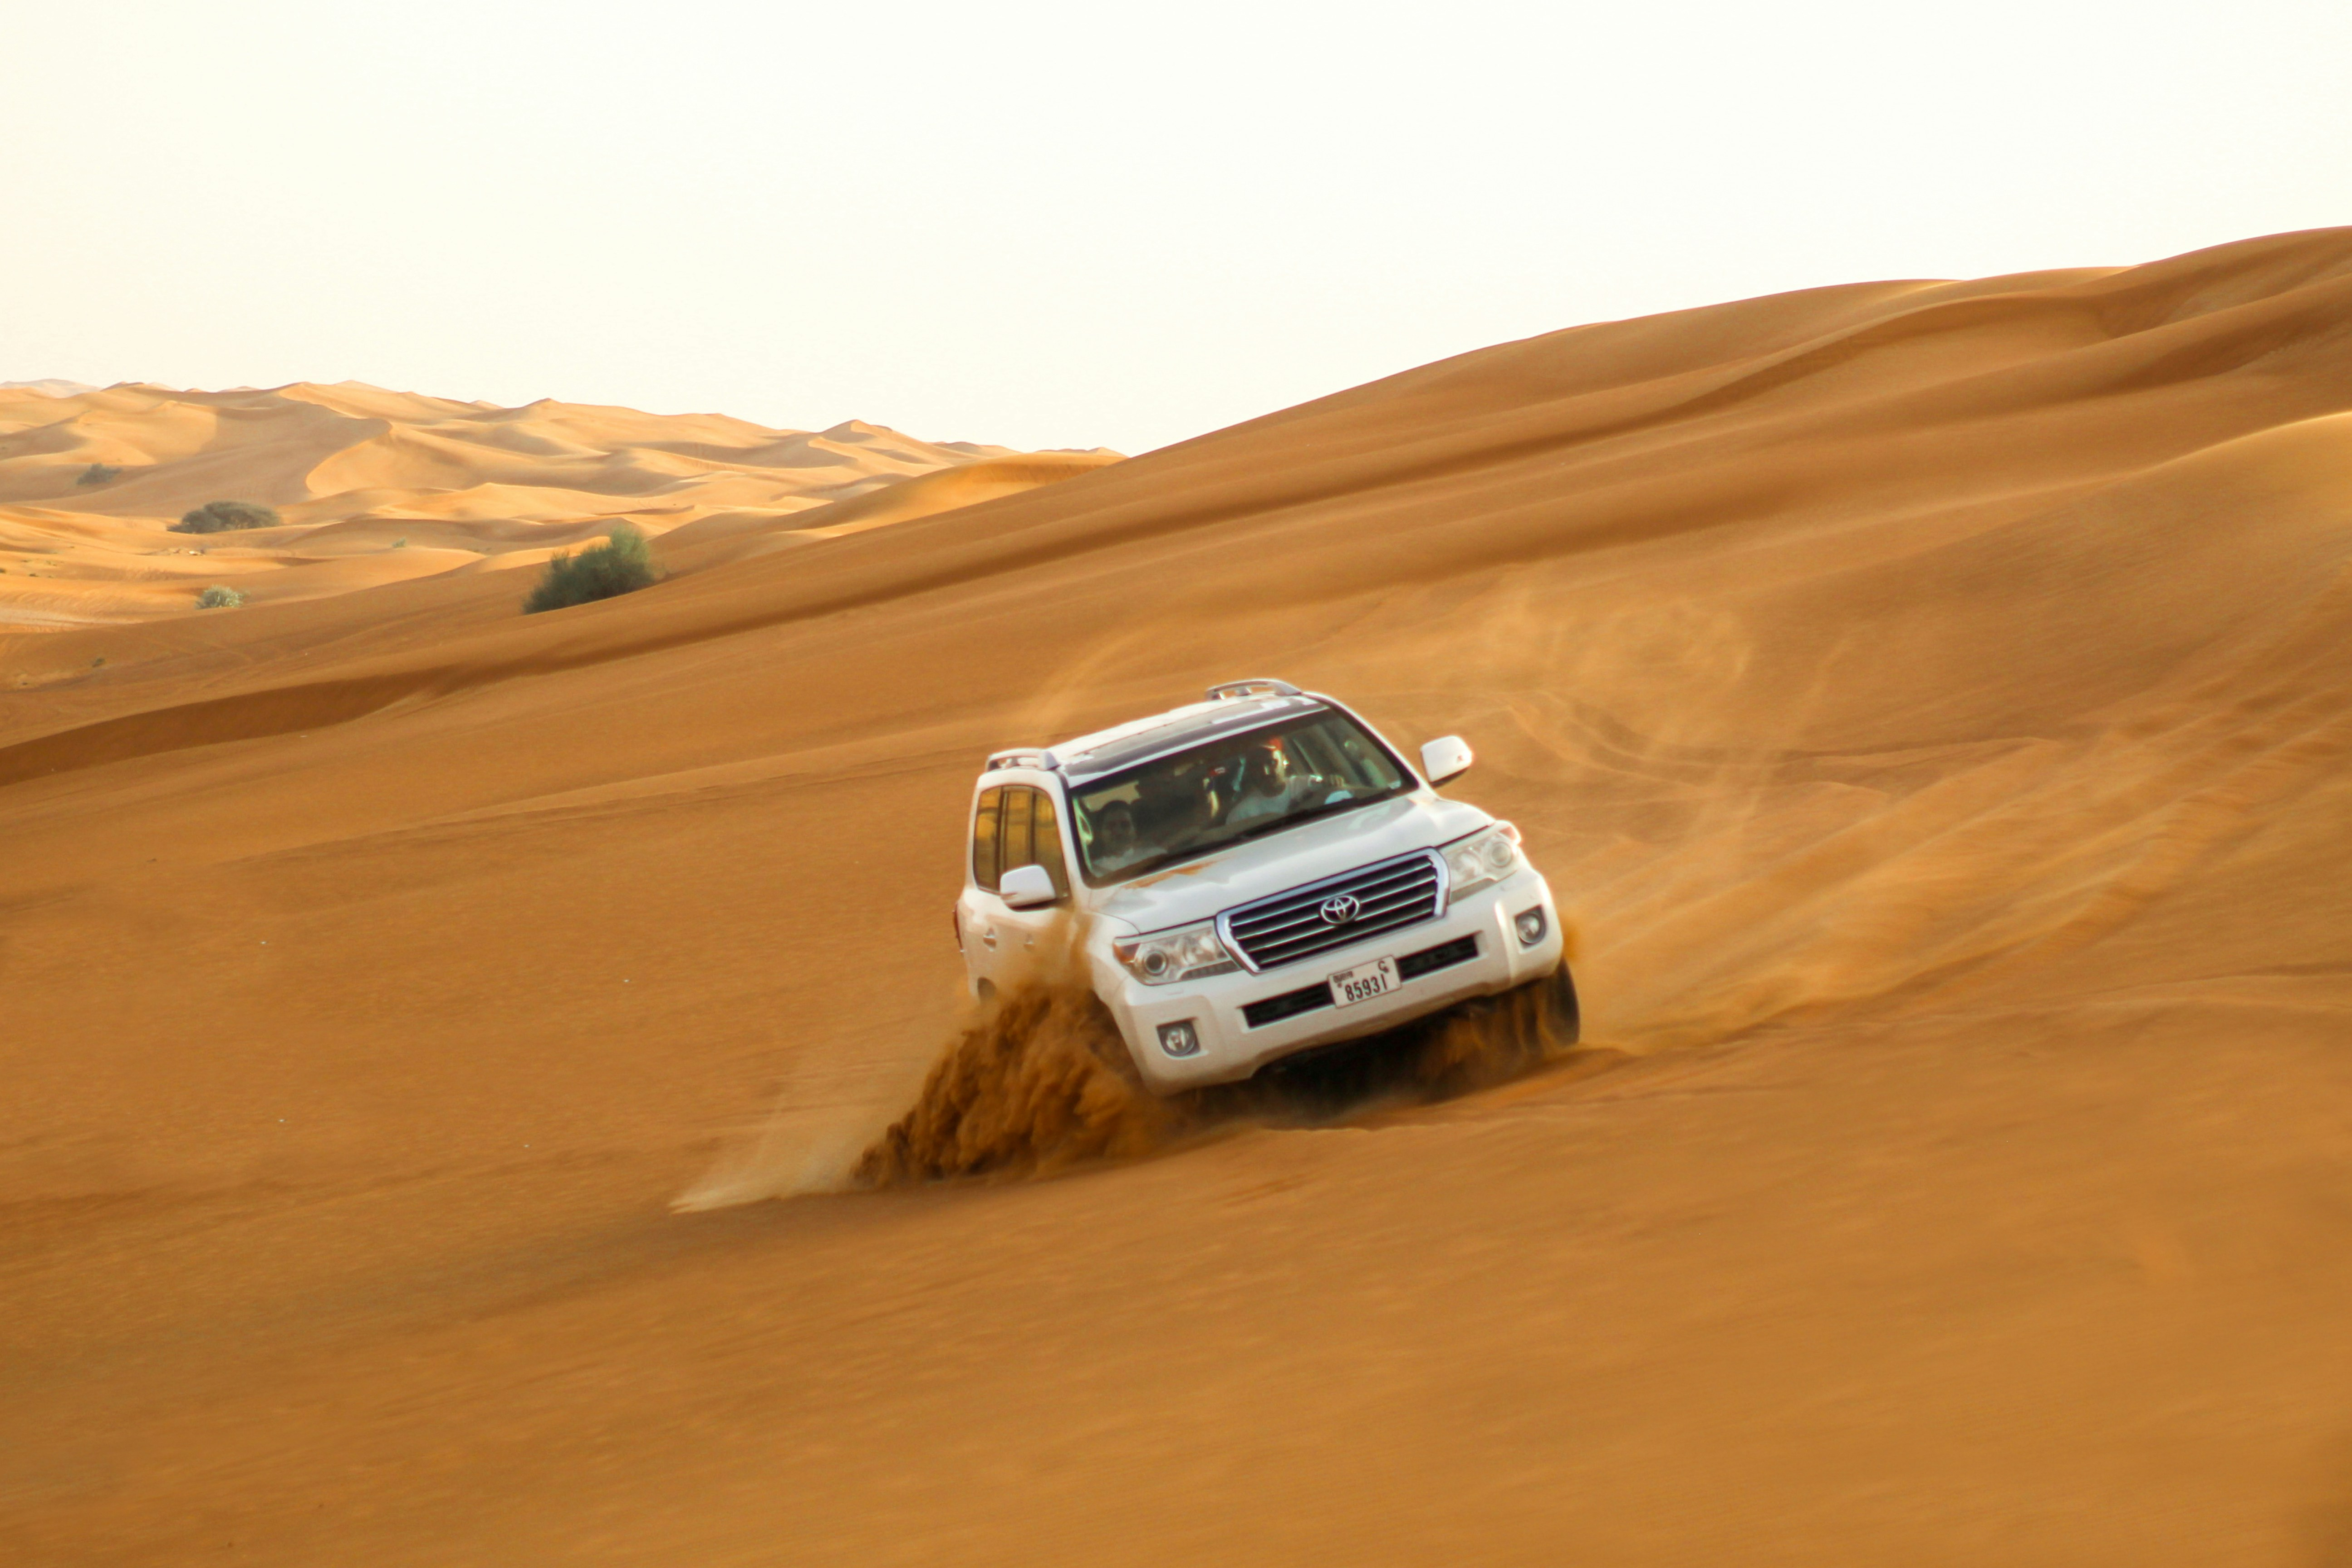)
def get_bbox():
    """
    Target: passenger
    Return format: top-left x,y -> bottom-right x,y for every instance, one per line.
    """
1088,799 -> 1151,872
